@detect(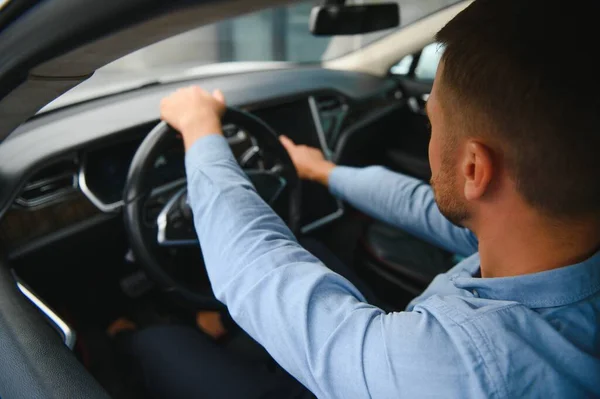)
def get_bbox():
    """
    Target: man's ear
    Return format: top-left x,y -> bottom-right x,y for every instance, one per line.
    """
462,141 -> 493,201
